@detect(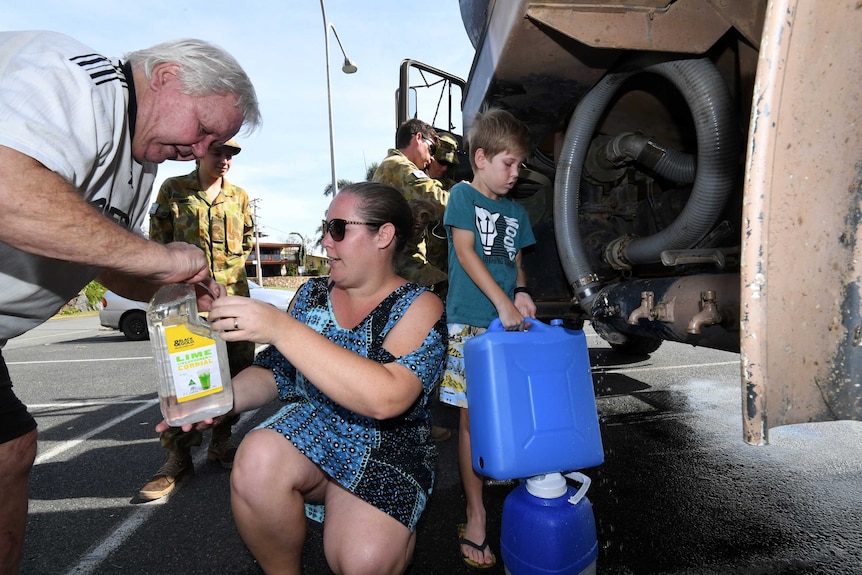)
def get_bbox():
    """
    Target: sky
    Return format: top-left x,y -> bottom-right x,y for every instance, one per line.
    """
4,1 -> 476,252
